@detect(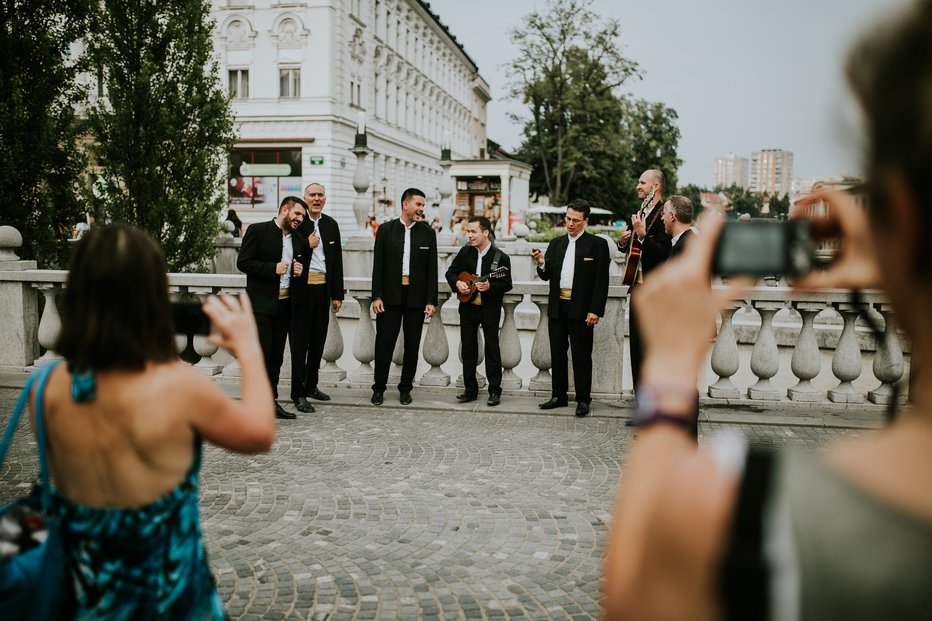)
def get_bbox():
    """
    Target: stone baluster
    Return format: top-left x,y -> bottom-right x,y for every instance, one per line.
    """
33,284 -> 62,366
349,293 -> 376,383
457,326 -> 486,388
529,296 -> 552,392
420,292 -> 451,386
319,304 -> 347,382
747,301 -> 784,400
787,302 -> 824,401
499,295 -> 523,390
828,302 -> 866,403
219,288 -> 244,378
869,303 -> 905,405
708,304 -> 741,399
0,226 -> 40,369
190,287 -> 222,375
